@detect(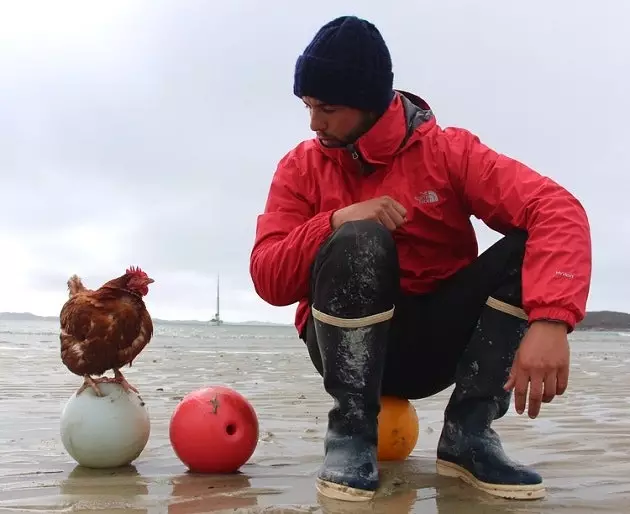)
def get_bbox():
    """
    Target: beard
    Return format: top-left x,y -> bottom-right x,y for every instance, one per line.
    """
318,111 -> 379,148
